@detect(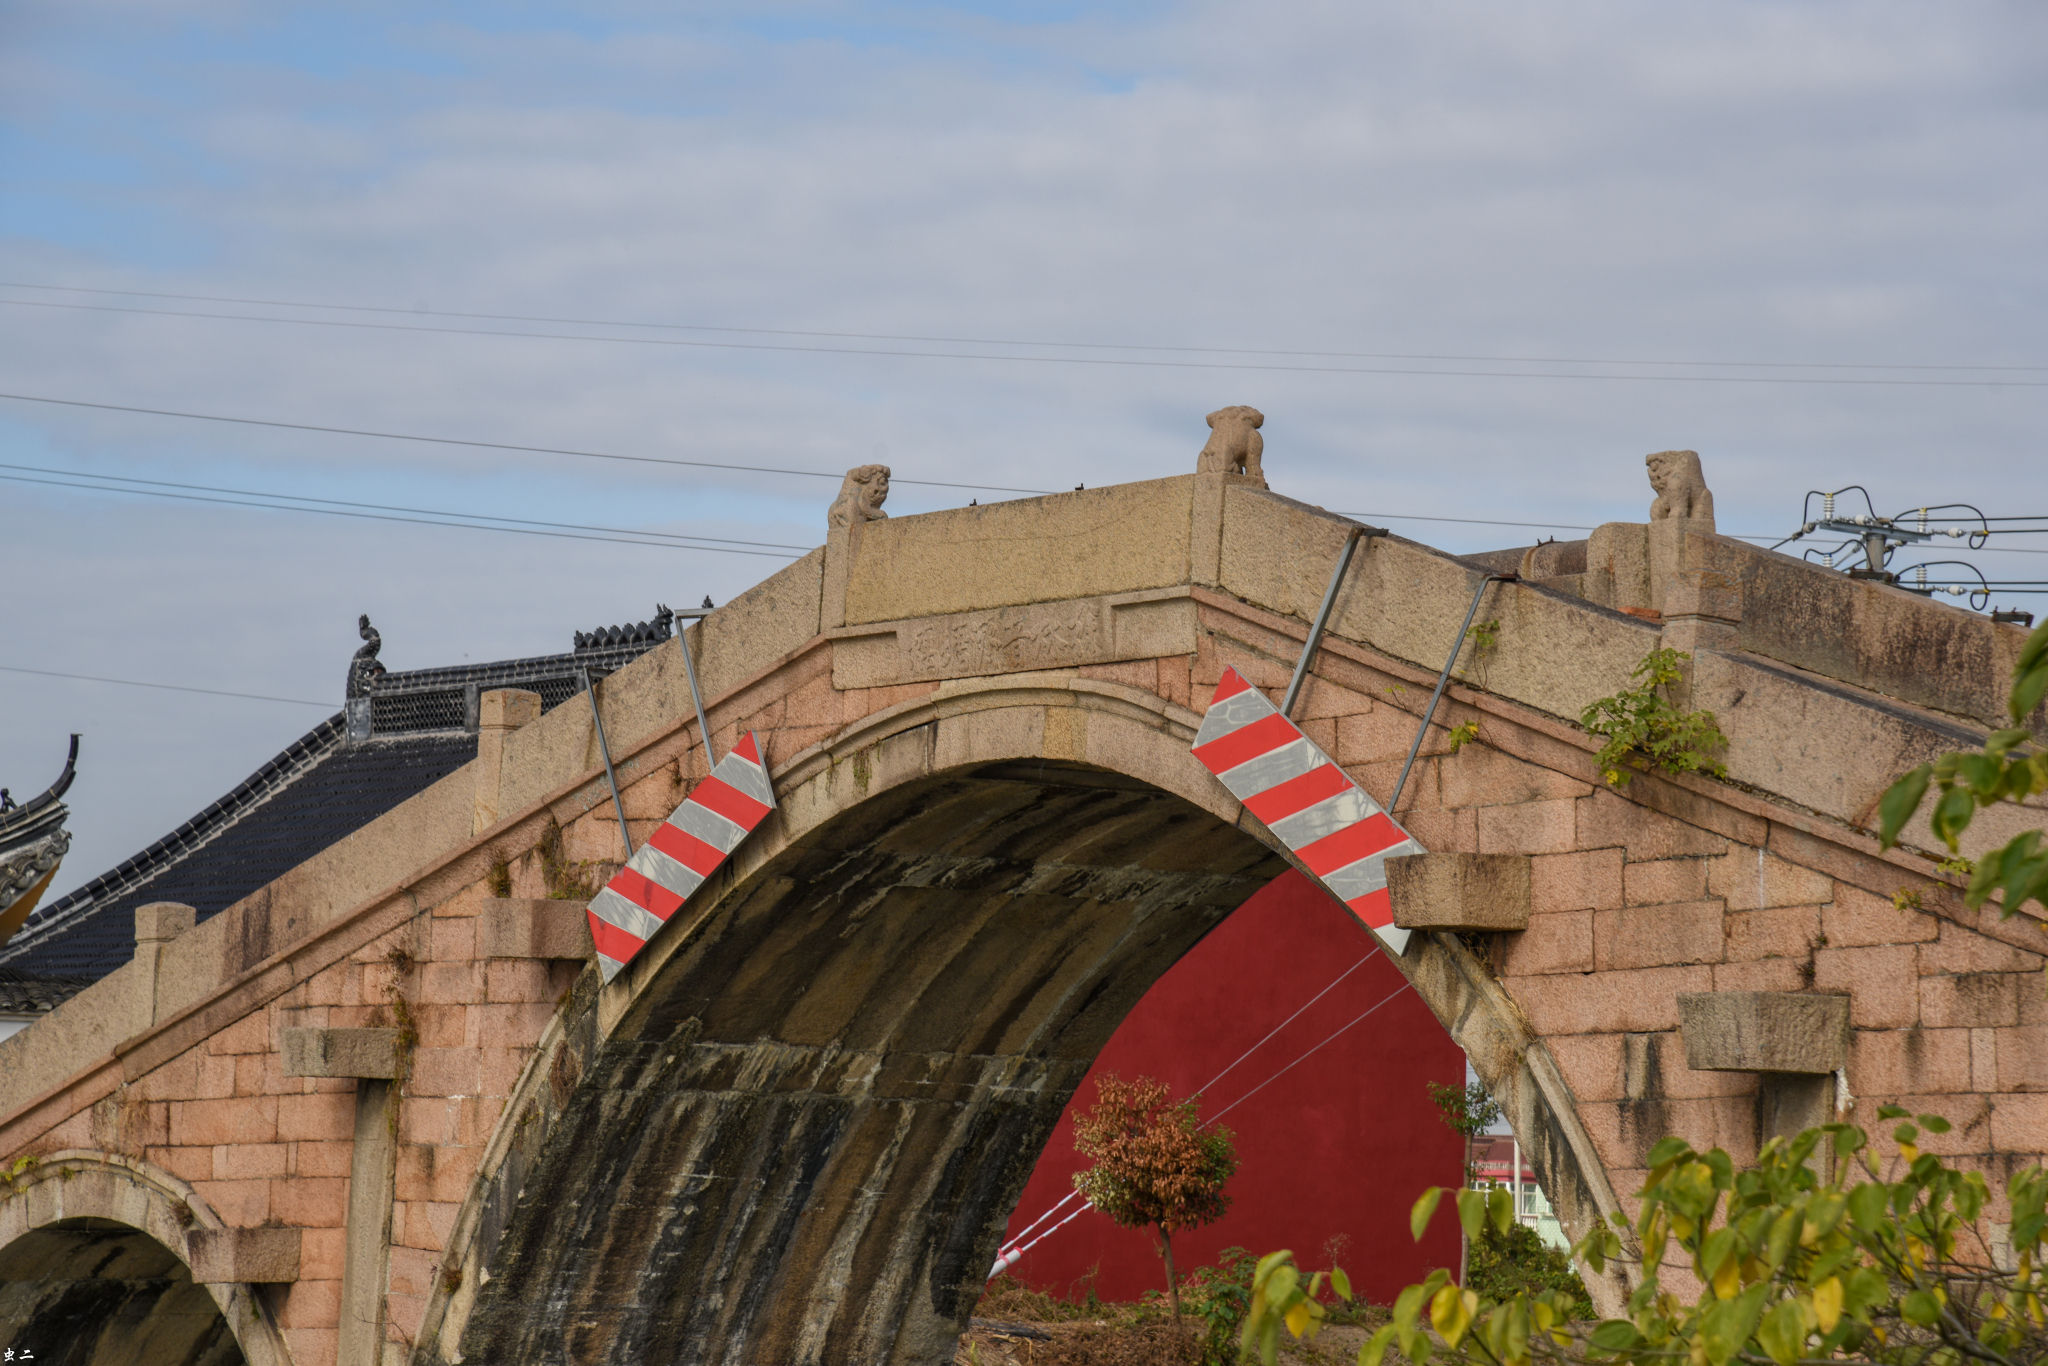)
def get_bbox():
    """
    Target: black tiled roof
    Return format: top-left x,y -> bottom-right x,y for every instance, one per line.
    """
0,967 -> 95,1015
1,610 -> 678,997
0,727 -> 477,982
